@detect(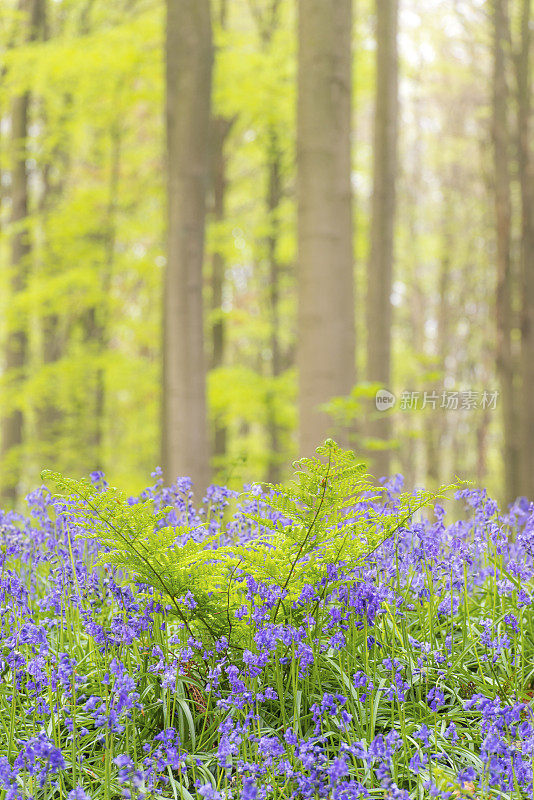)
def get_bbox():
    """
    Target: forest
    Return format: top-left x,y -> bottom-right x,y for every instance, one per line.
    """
1,0 -> 532,508
2,3 -> 534,799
